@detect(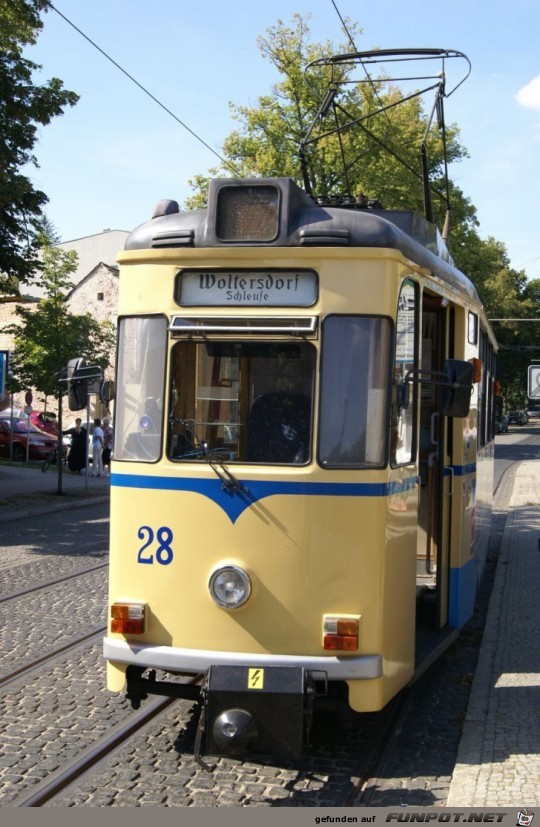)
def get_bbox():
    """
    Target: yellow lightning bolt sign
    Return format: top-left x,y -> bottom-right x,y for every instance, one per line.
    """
248,668 -> 264,689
